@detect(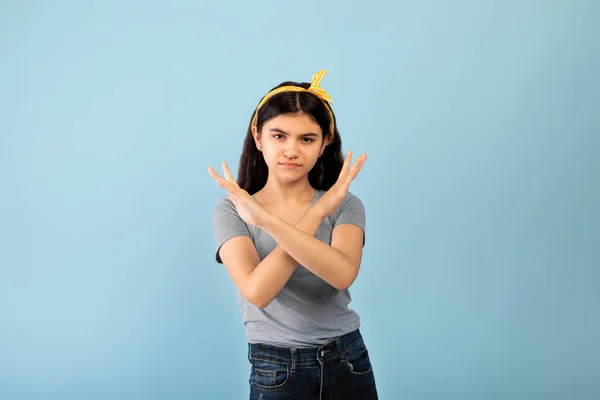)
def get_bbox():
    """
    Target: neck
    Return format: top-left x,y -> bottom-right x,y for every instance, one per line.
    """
257,176 -> 316,206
